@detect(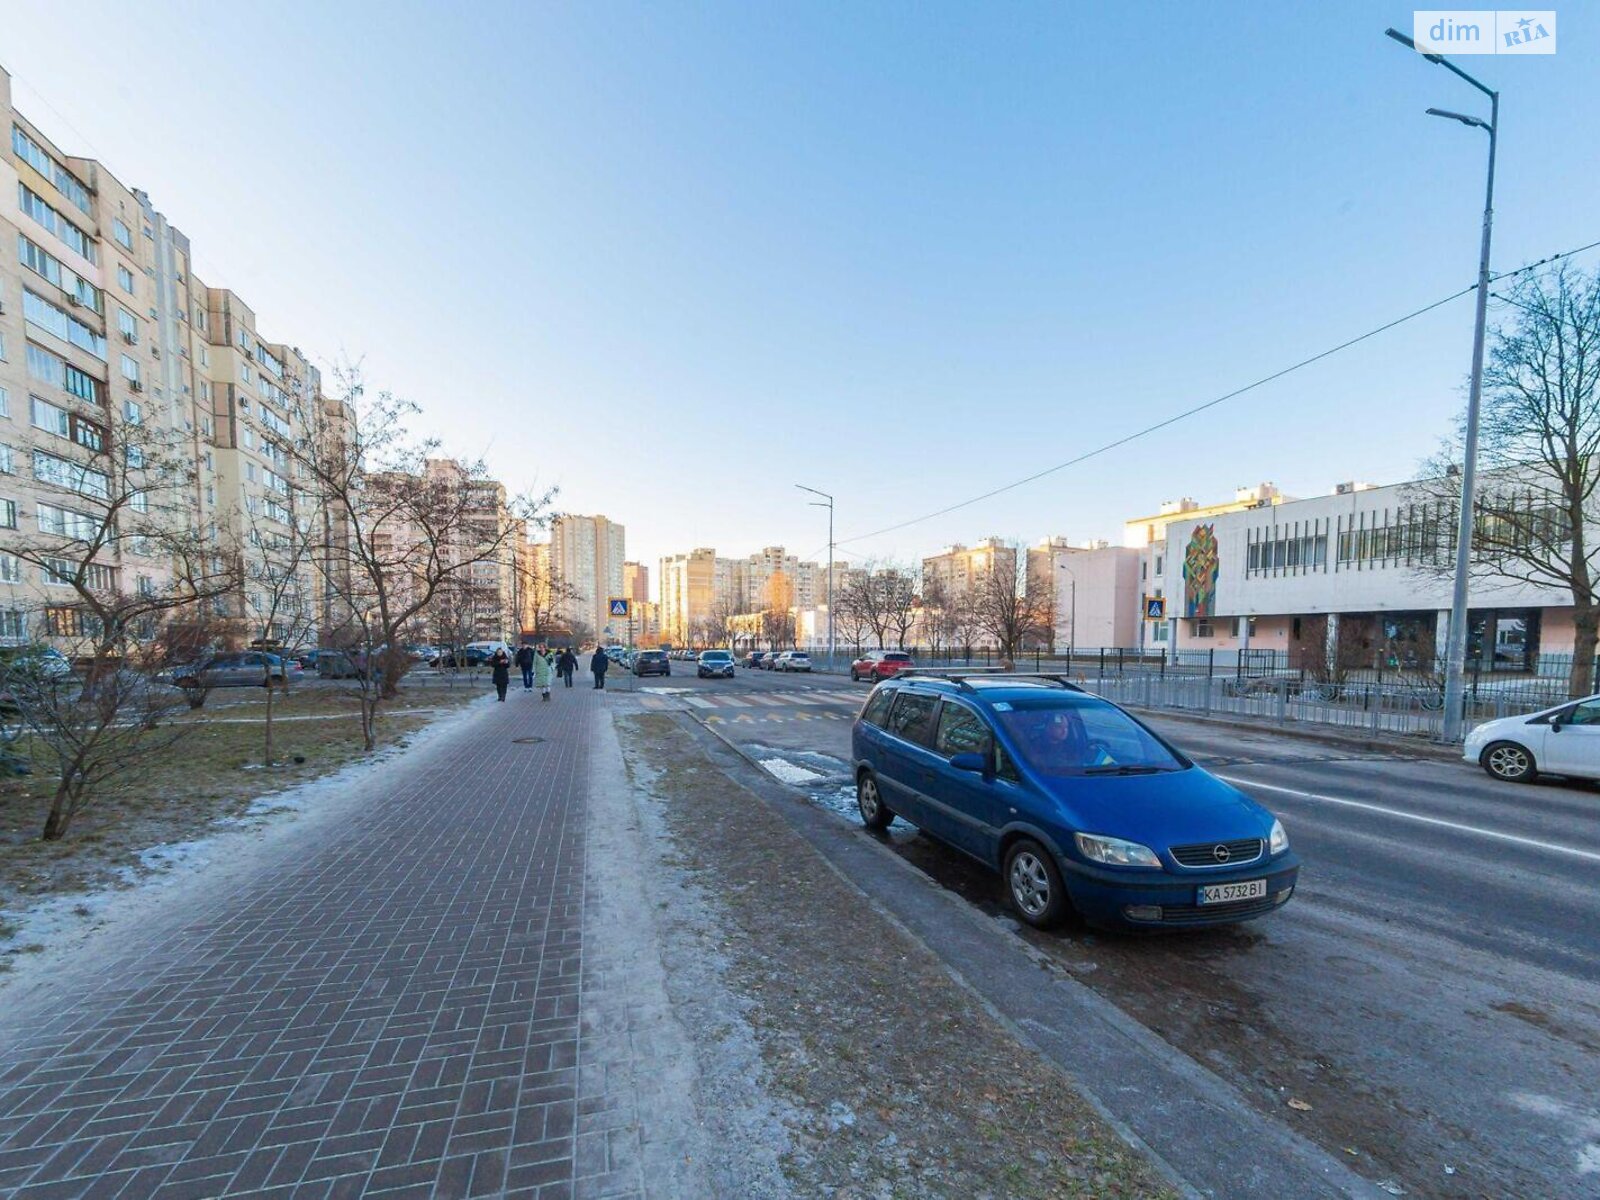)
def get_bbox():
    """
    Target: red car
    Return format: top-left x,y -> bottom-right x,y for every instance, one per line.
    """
850,650 -> 914,683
